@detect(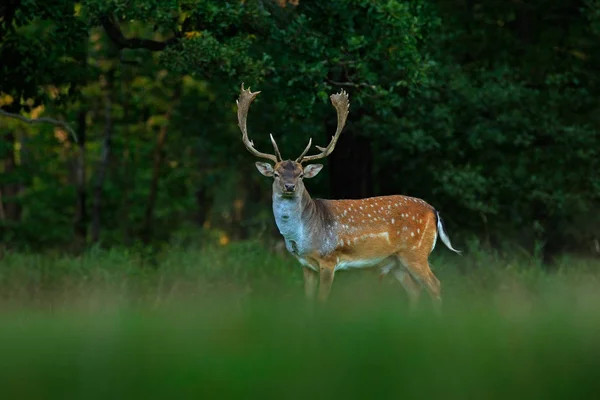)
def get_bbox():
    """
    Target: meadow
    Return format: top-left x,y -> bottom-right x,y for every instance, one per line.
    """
1,240 -> 599,399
